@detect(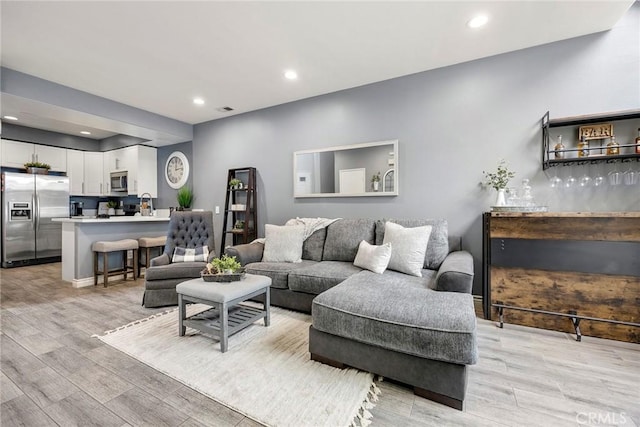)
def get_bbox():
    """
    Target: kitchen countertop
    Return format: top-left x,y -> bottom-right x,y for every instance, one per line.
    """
53,215 -> 171,223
